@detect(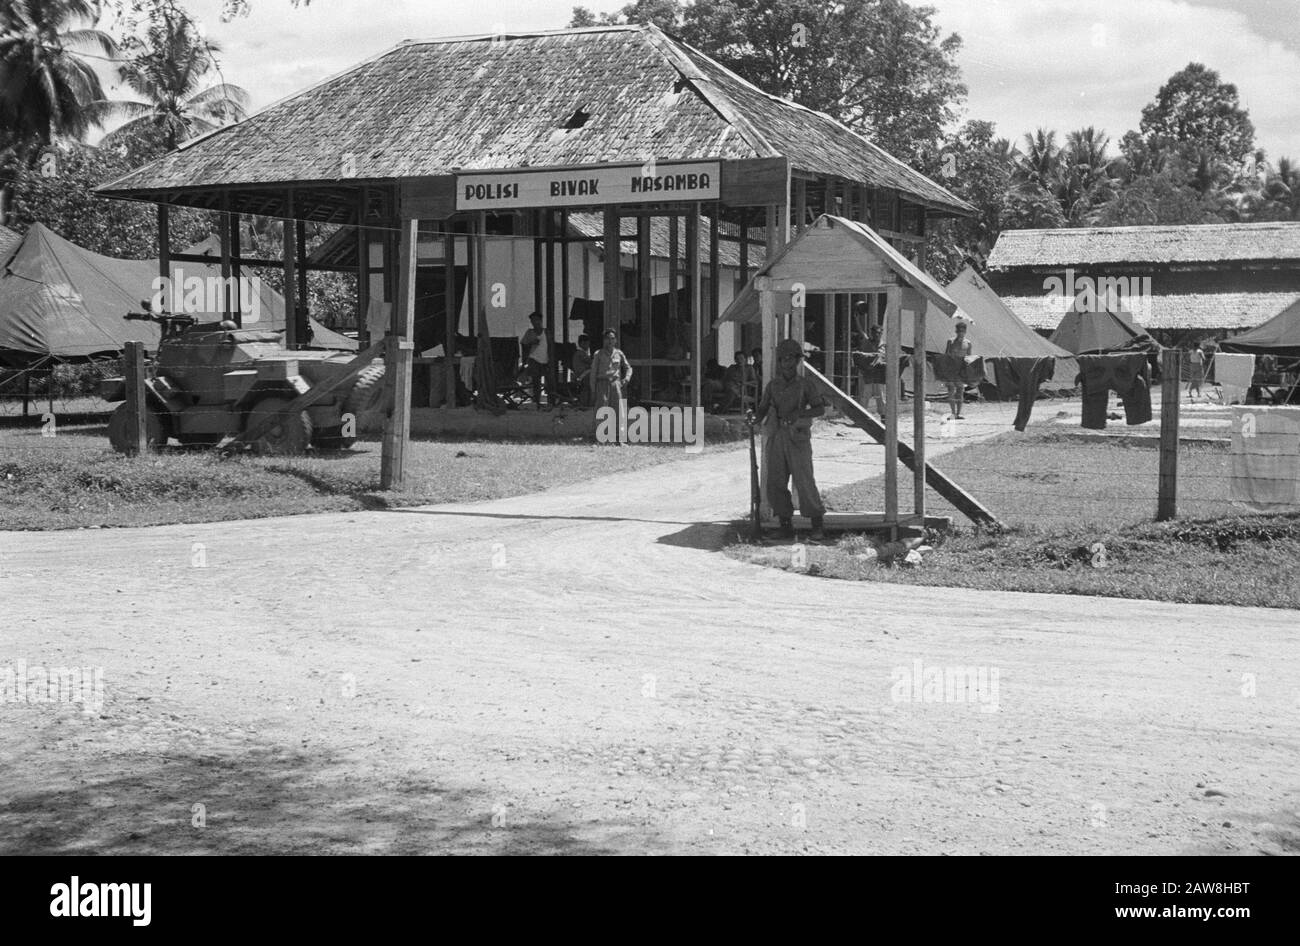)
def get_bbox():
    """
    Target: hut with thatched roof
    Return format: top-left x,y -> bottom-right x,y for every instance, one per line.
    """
97,24 -> 971,472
